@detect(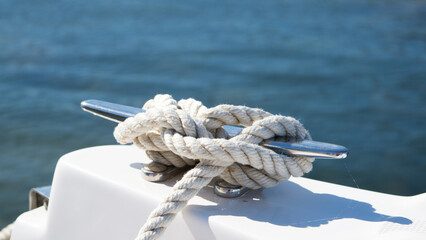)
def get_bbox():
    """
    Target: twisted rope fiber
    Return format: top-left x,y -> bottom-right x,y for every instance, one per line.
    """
0,222 -> 13,240
114,94 -> 315,240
